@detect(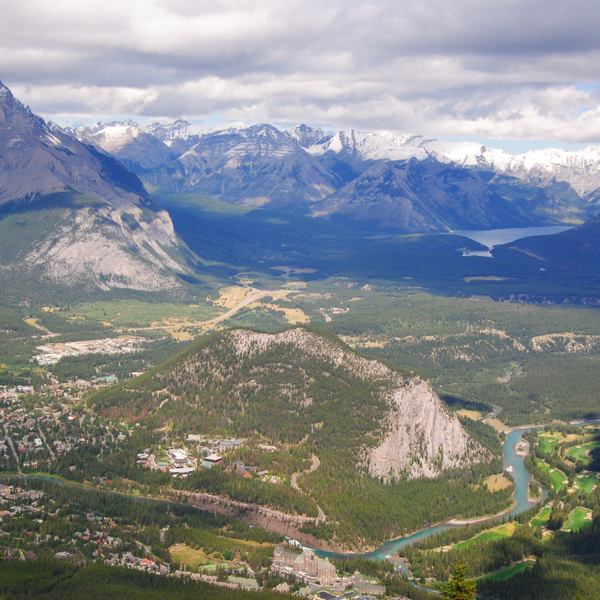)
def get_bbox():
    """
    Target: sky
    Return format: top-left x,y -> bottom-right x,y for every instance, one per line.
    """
2,0 -> 600,153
